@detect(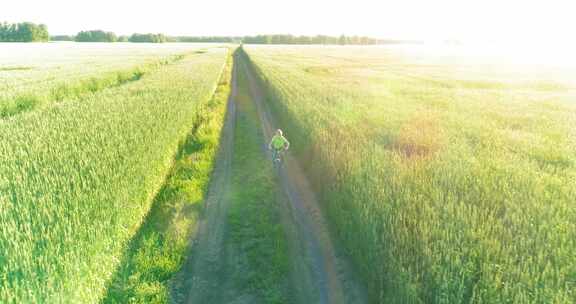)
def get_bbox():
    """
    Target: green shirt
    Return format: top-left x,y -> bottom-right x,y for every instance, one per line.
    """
270,134 -> 289,150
